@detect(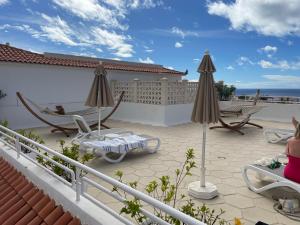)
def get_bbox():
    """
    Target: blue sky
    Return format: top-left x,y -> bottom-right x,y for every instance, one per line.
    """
1,0 -> 300,89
